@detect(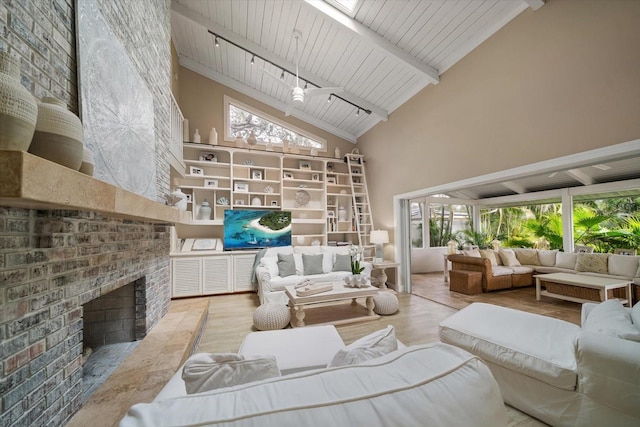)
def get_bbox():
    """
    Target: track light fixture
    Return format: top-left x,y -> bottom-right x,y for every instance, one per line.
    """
207,30 -> 372,116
